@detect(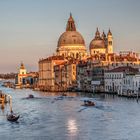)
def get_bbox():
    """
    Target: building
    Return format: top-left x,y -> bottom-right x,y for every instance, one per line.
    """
22,72 -> 39,88
77,60 -> 106,92
38,55 -> 66,91
104,66 -> 139,95
54,60 -> 77,91
77,60 -> 89,91
15,62 -> 27,86
54,61 -> 66,91
15,63 -> 38,88
123,73 -> 140,95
